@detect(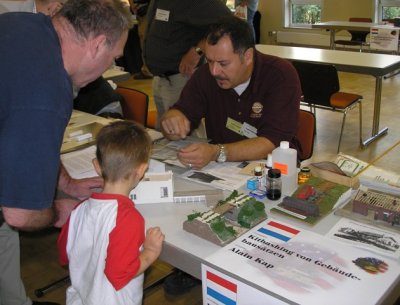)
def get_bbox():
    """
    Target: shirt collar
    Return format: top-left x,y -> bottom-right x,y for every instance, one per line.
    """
234,77 -> 251,95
